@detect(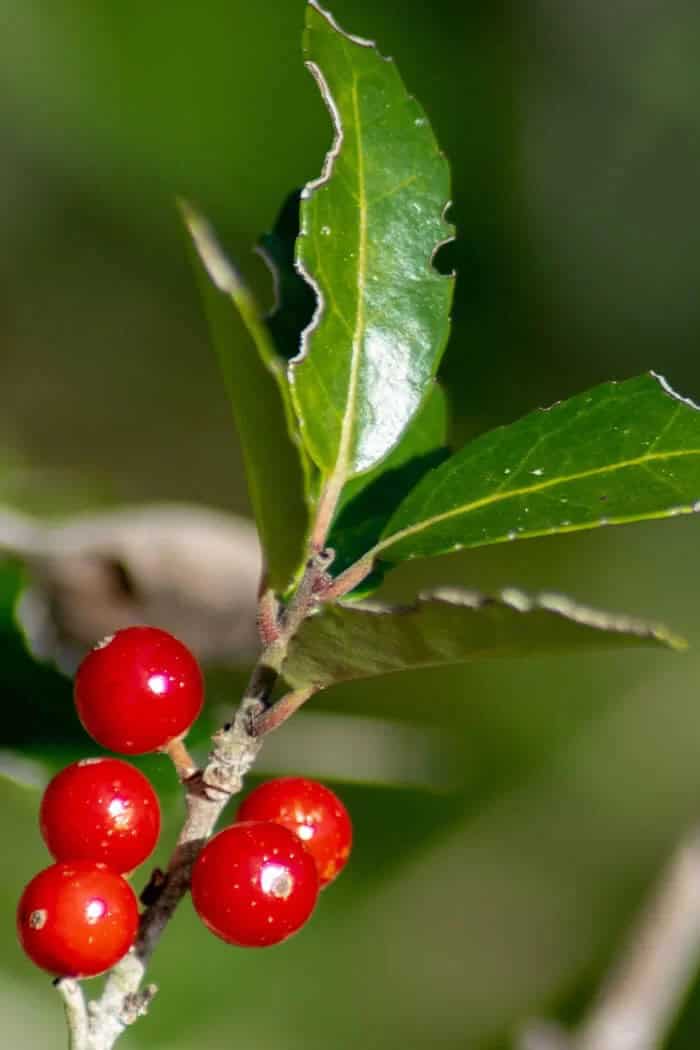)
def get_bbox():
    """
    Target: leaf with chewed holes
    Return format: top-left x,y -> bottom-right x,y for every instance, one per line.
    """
290,1 -> 454,532
258,190 -> 317,363
280,587 -> 684,693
